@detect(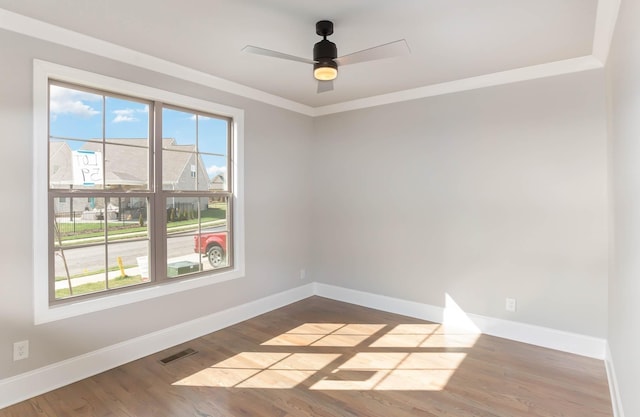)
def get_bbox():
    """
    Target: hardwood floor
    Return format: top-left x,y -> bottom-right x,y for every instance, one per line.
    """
1,296 -> 613,417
